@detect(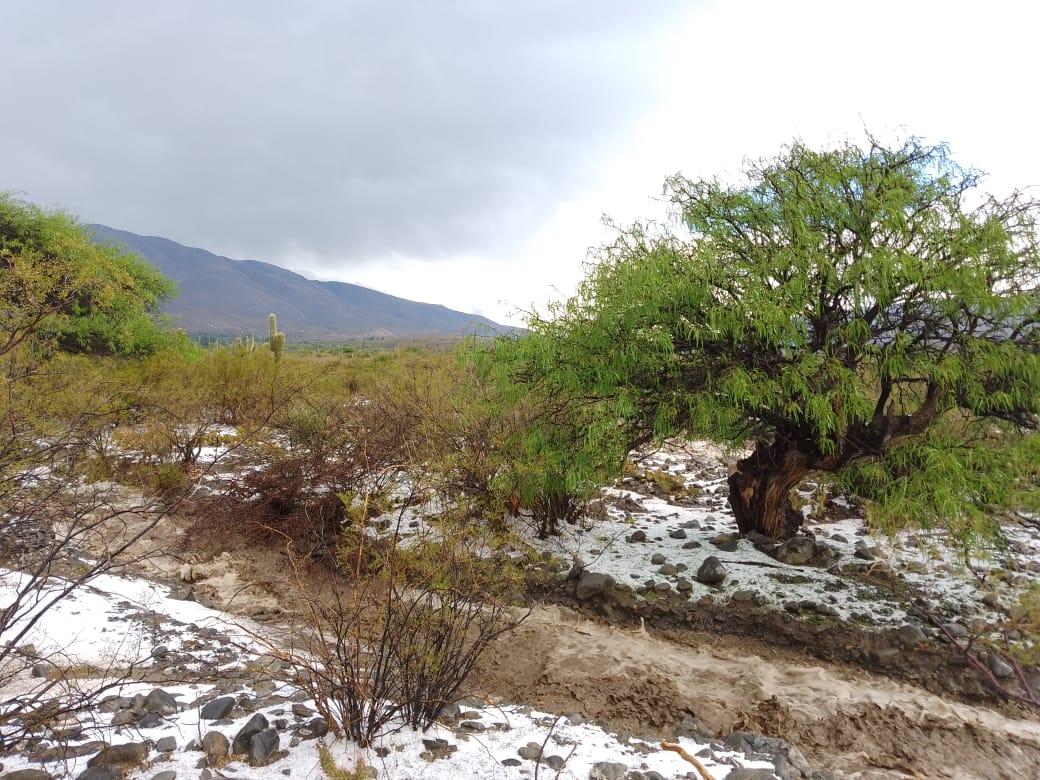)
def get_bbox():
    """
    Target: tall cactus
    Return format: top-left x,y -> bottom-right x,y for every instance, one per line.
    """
268,313 -> 286,359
